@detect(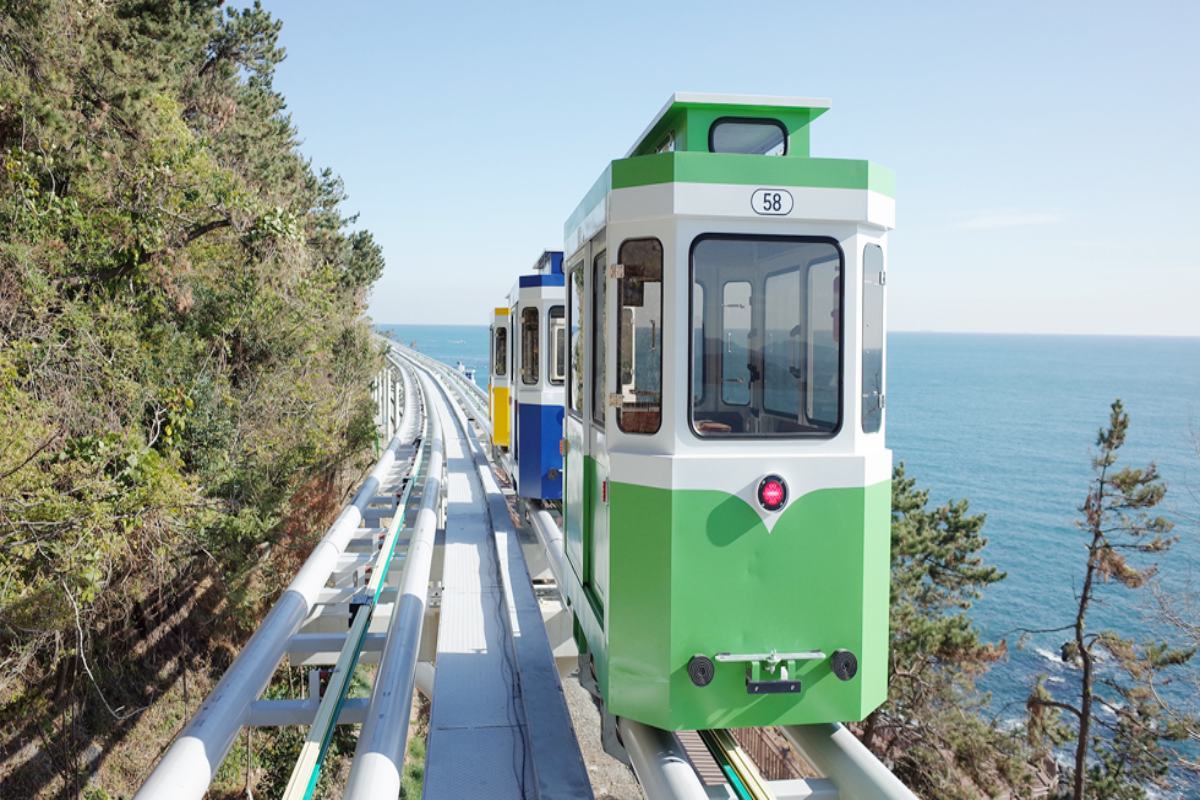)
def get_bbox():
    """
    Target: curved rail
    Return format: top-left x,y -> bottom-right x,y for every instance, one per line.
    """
137,365 -> 424,800
344,368 -> 446,799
